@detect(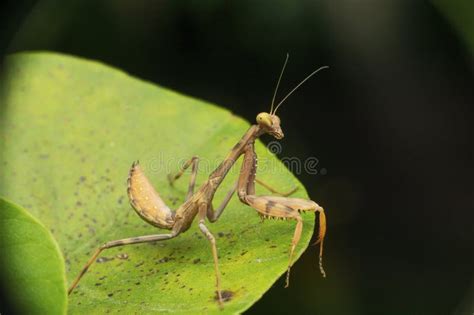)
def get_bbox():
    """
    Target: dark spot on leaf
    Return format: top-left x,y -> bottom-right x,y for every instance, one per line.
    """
135,261 -> 144,267
265,238 -> 270,242
270,245 -> 277,248
217,232 -> 225,237
95,283 -> 102,286
97,256 -> 114,263
193,258 -> 201,264
107,293 -> 113,297
240,250 -> 248,256
156,256 -> 170,263
135,282 -> 140,285
79,176 -> 86,182
215,290 -> 234,302
76,201 -> 82,207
